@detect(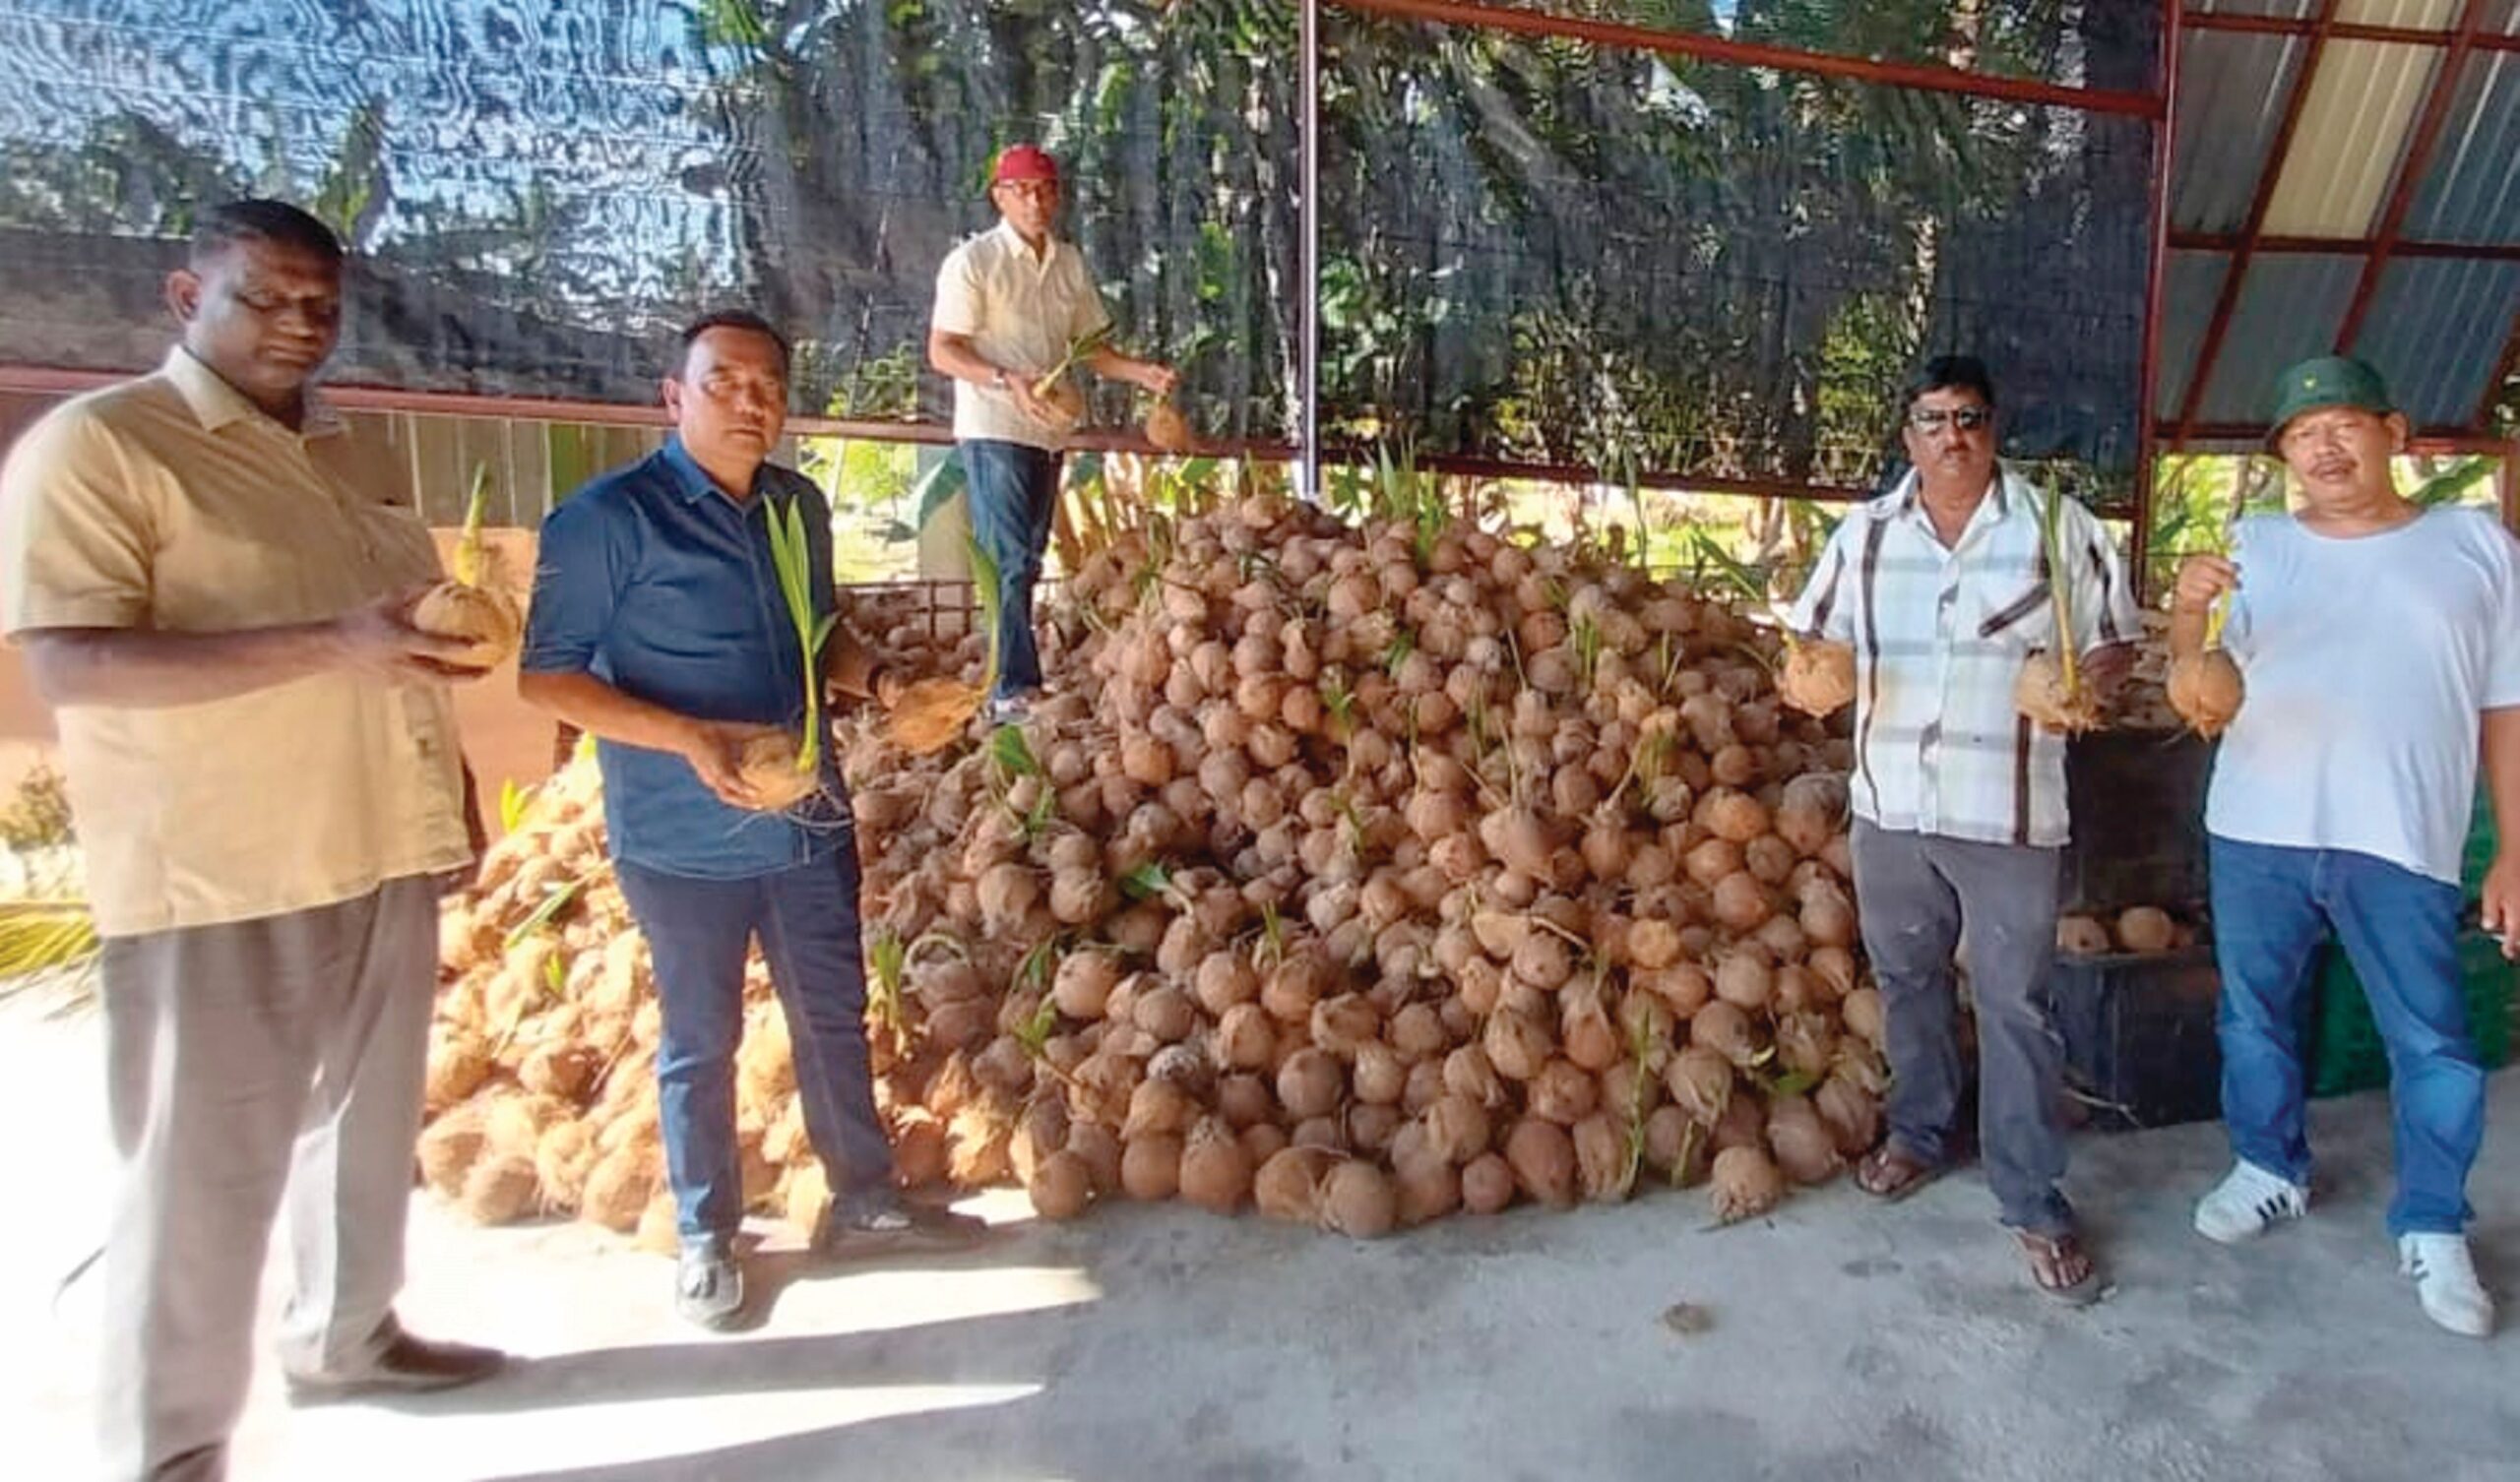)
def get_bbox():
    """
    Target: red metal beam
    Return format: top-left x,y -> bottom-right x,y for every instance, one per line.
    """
2170,231 -> 2520,262
2335,0 -> 2490,351
2184,10 -> 2520,51
2169,0 -> 2341,454
2133,0 -> 2185,605
1331,0 -> 2164,116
